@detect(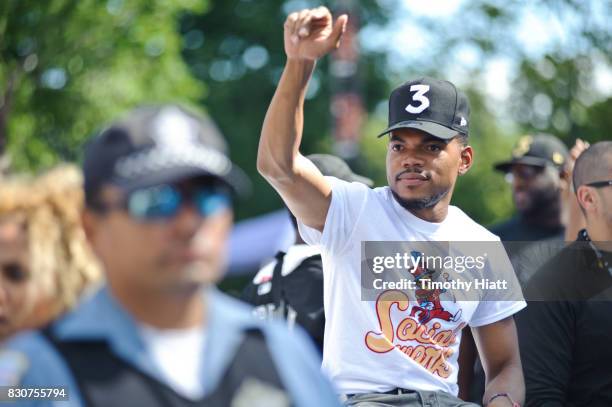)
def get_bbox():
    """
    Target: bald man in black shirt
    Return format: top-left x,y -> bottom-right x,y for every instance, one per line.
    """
517,141 -> 612,407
